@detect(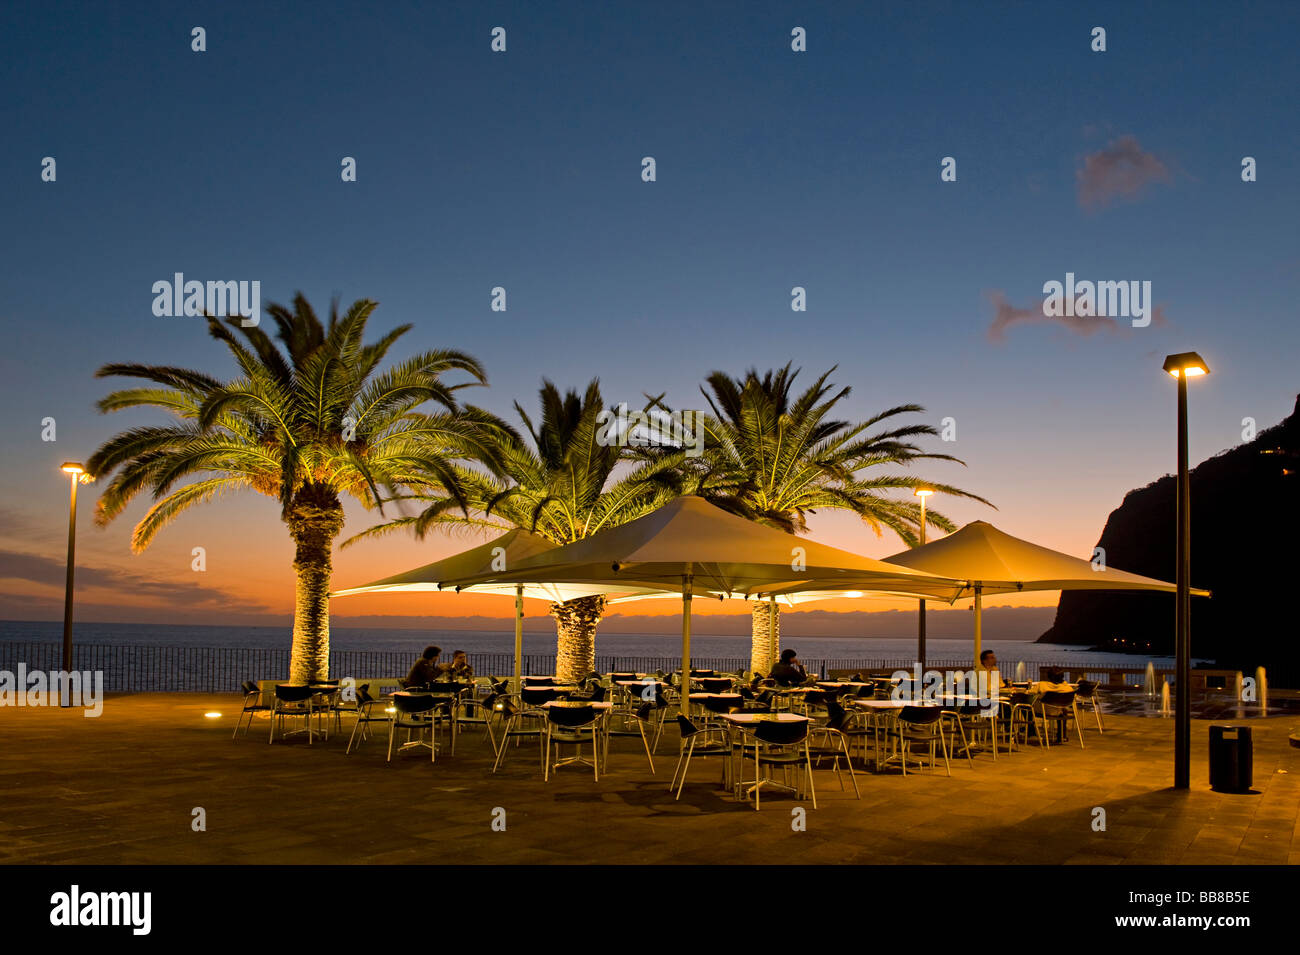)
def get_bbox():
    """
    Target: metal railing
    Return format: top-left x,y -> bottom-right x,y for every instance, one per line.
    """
0,641 -> 1096,693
